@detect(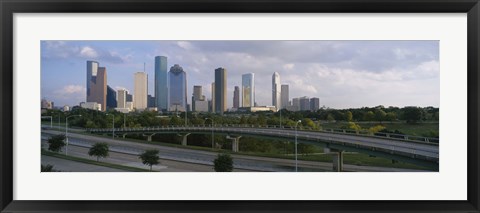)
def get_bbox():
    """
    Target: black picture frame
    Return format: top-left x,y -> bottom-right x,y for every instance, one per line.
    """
1,0 -> 479,212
